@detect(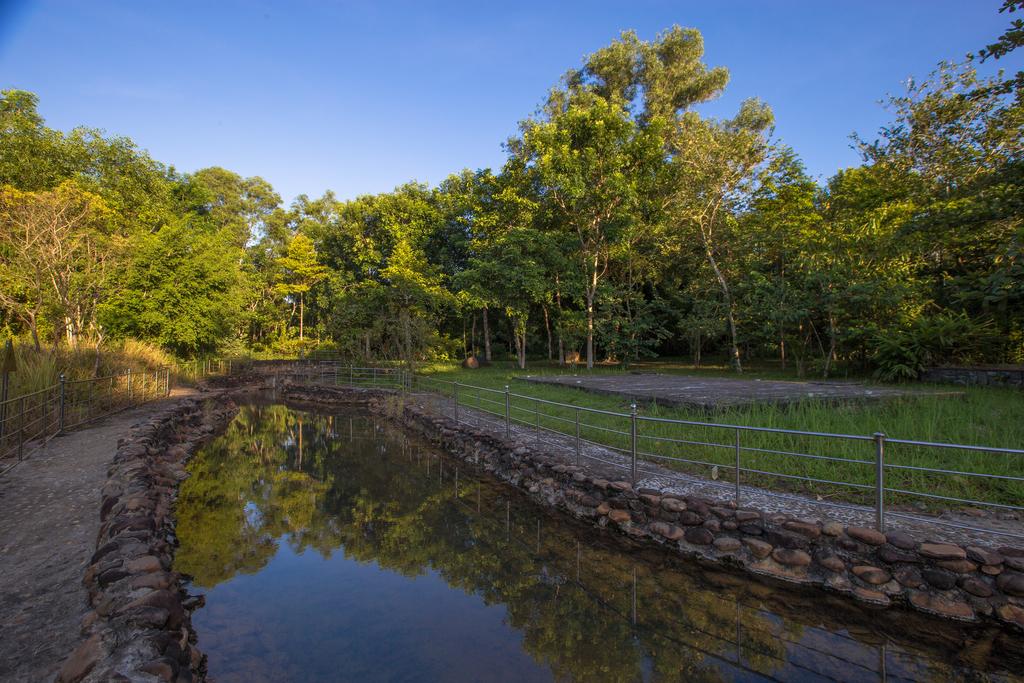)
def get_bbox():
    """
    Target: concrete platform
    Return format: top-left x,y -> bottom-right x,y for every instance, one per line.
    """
520,373 -> 933,410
